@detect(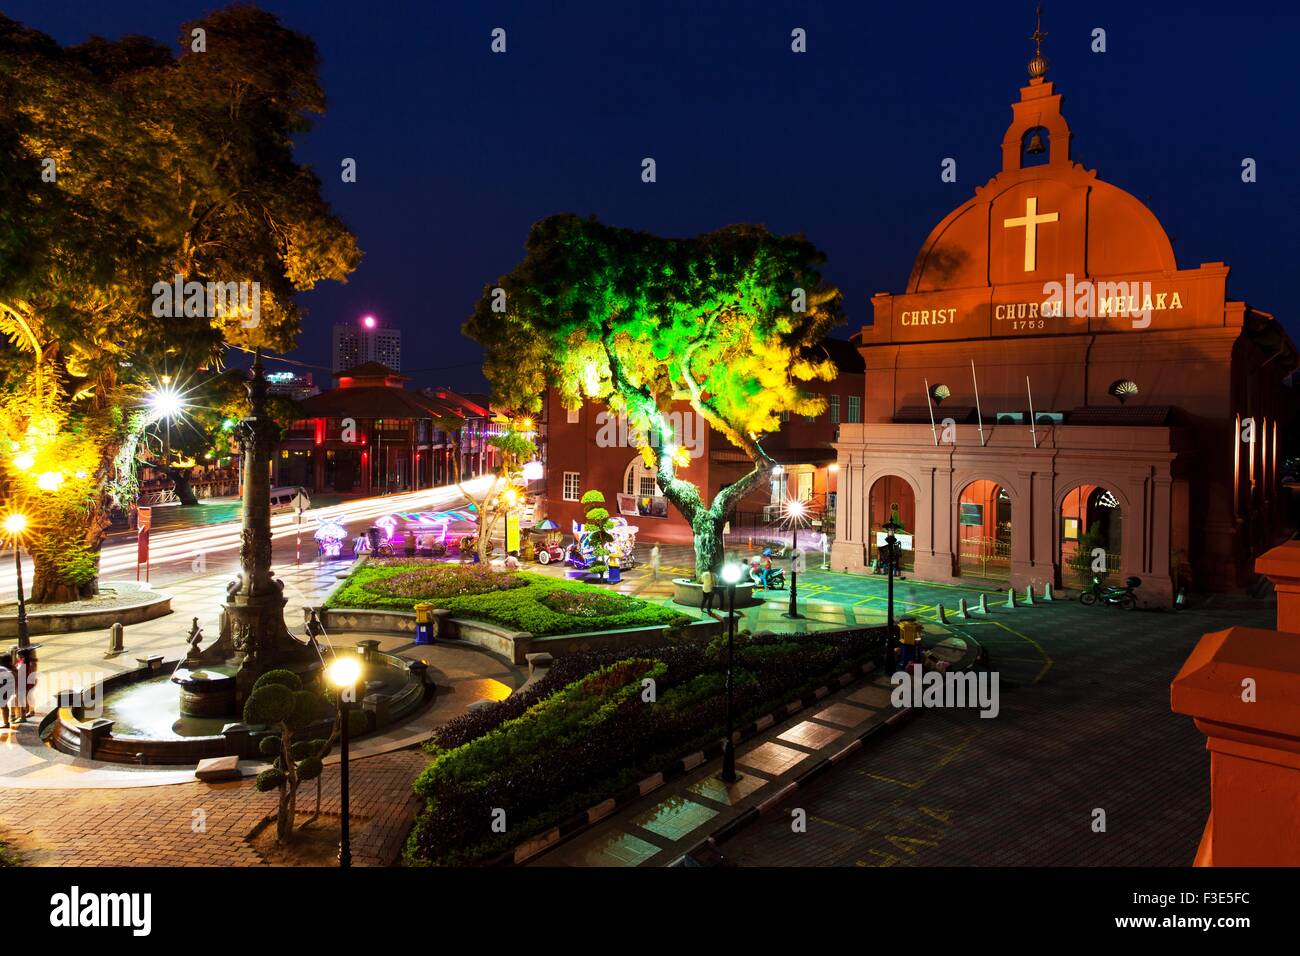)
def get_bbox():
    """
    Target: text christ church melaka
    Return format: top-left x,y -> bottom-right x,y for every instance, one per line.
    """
830,45 -> 1295,606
